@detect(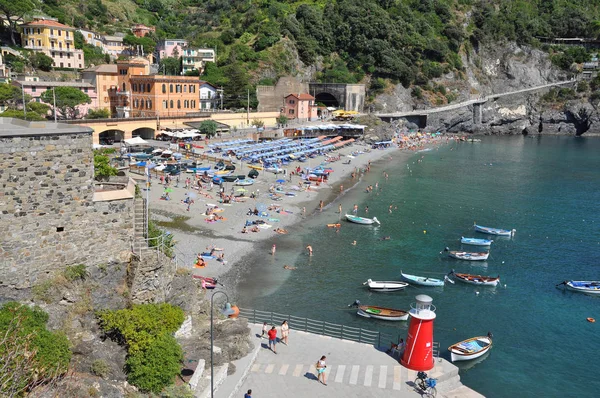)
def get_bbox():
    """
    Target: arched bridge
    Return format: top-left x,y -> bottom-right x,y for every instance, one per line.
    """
65,112 -> 279,145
